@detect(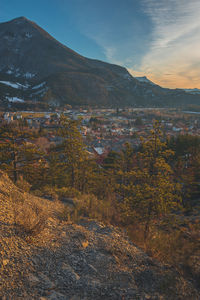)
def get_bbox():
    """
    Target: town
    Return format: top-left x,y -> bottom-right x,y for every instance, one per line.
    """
2,107 -> 200,158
